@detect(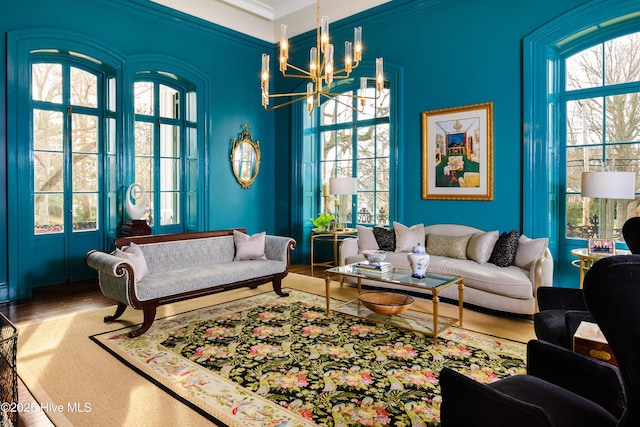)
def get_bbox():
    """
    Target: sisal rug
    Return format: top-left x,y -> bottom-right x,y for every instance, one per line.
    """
91,288 -> 526,427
